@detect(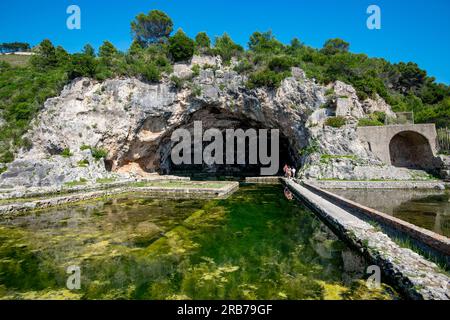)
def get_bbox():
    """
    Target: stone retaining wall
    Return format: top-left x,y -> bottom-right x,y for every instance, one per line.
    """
308,179 -> 447,190
0,182 -> 239,215
283,178 -> 450,300
245,176 -> 282,184
303,181 -> 450,260
0,176 -> 191,201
